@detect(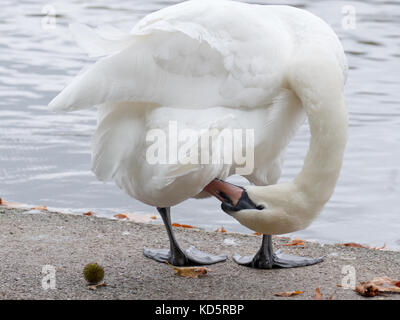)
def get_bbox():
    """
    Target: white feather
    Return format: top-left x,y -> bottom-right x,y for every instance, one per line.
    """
49,0 -> 347,211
